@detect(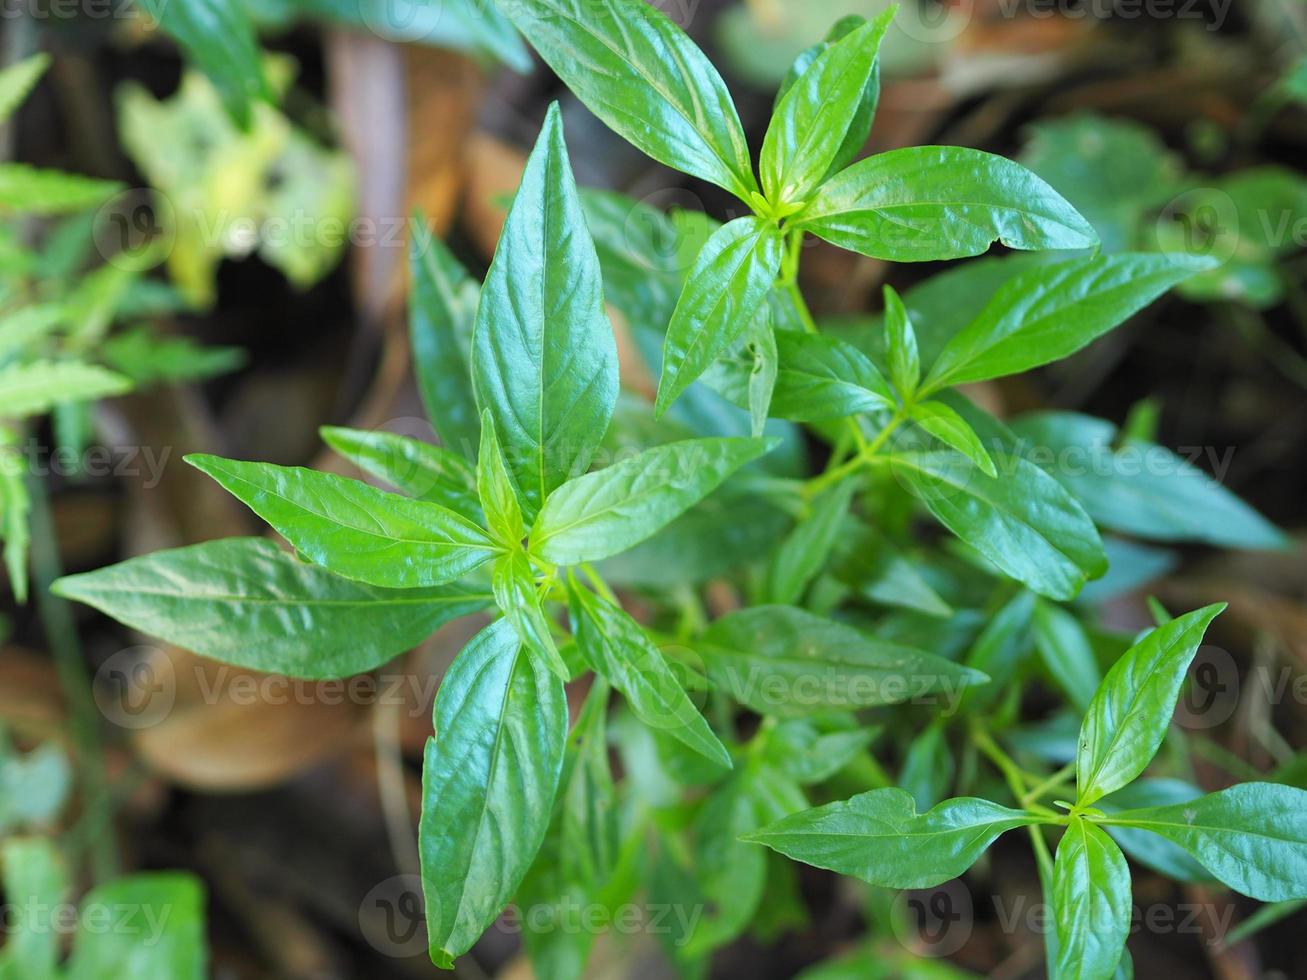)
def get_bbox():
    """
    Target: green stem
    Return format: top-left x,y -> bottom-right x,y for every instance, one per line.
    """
972,724 -> 1058,819
1021,761 -> 1076,808
26,471 -> 117,882
804,413 -> 904,498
